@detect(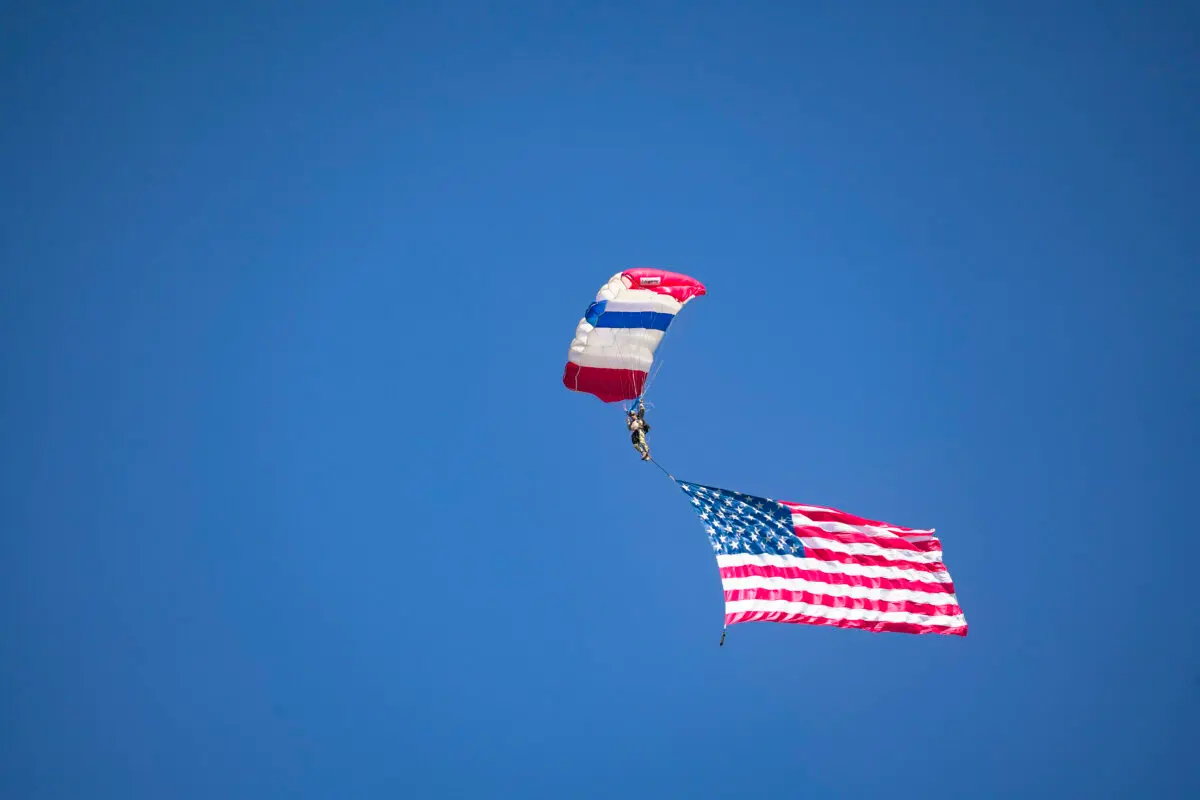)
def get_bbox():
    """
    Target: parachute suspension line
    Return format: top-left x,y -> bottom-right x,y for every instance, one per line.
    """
640,353 -> 667,405
638,301 -> 689,406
